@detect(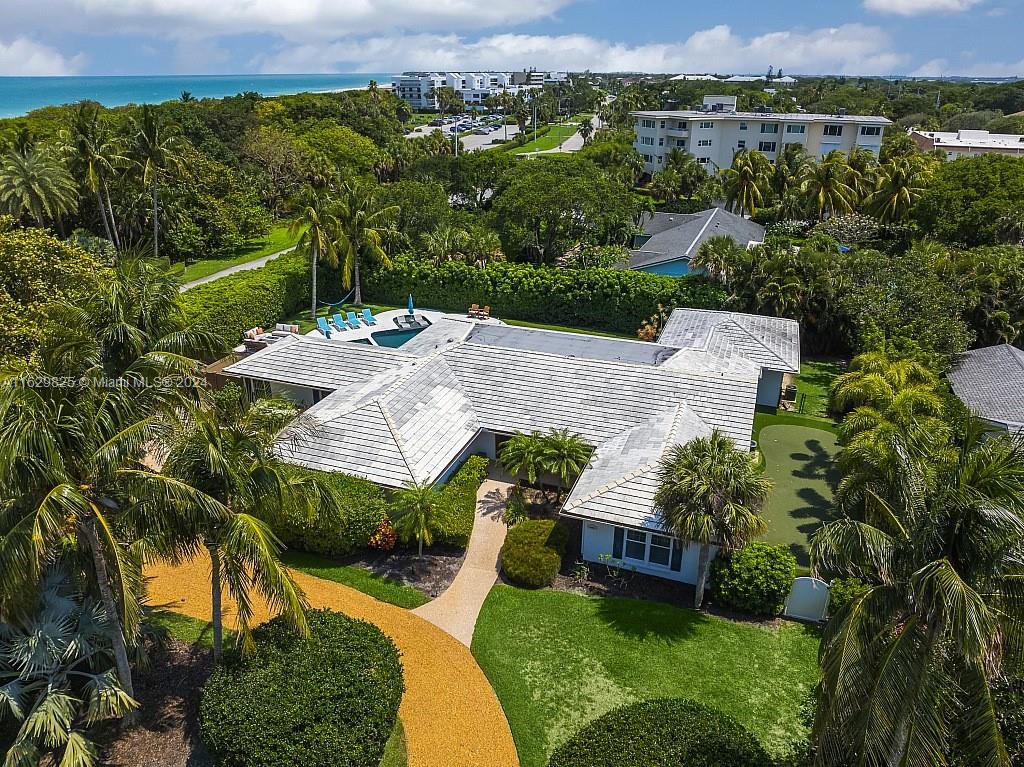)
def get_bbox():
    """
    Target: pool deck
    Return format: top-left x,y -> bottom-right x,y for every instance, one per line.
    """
306,309 -> 503,345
